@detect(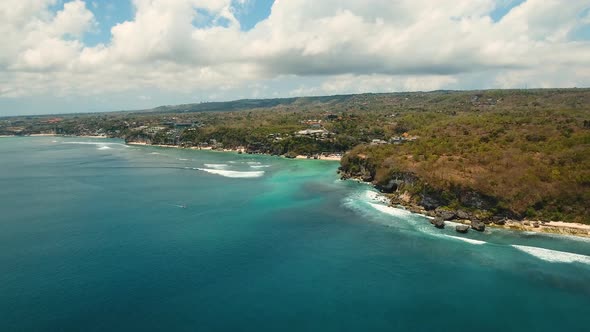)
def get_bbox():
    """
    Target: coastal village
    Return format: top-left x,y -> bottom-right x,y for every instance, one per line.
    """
0,105 -> 419,161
